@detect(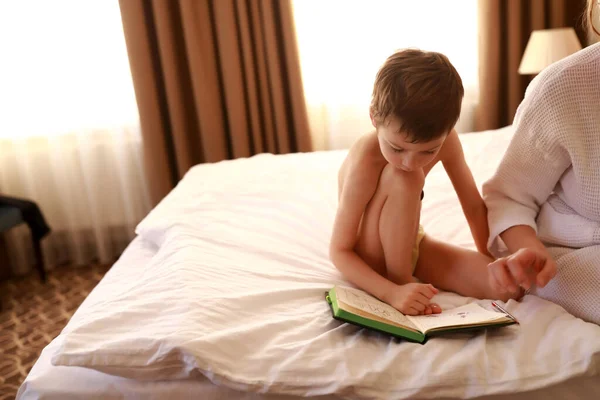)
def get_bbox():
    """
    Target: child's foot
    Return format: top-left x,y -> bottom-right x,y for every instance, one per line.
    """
384,283 -> 441,315
423,303 -> 442,315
